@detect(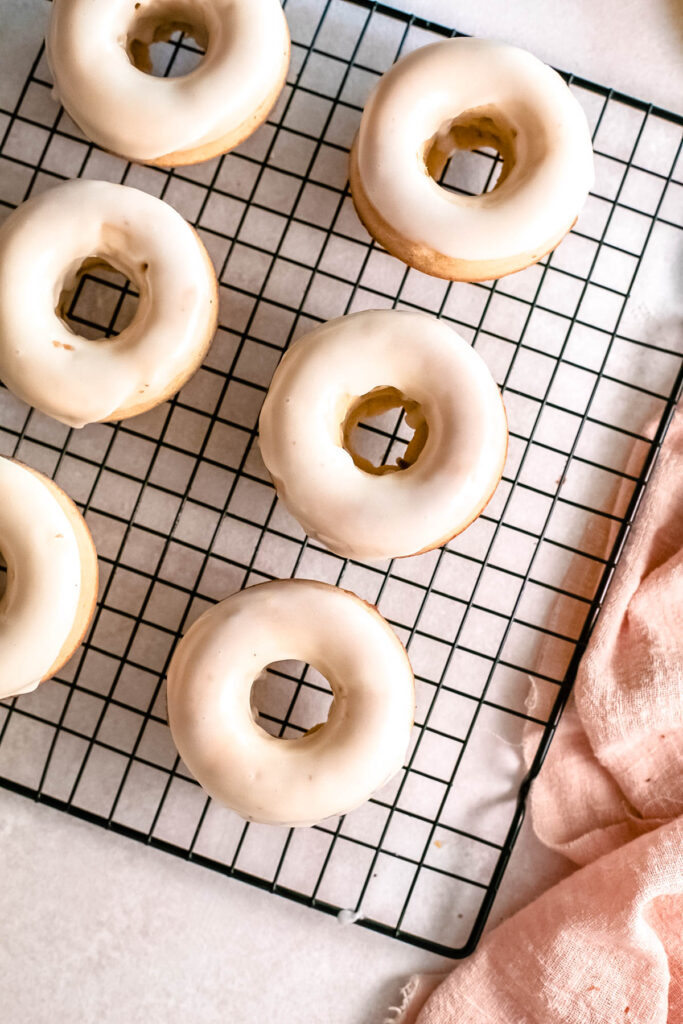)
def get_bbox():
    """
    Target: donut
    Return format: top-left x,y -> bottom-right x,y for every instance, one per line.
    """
0,458 -> 98,700
258,309 -> 508,561
166,579 -> 415,826
349,38 -> 594,282
46,0 -> 290,167
0,179 -> 218,428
